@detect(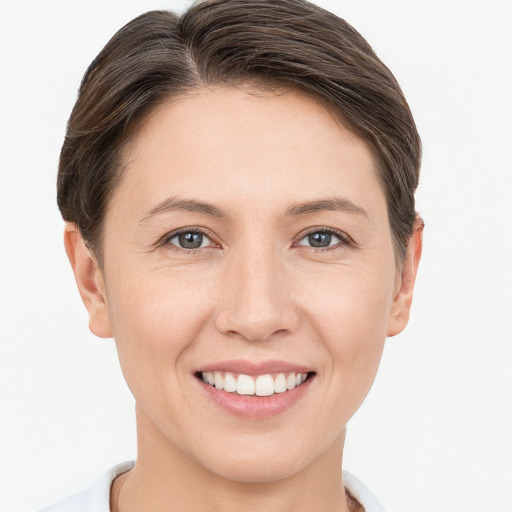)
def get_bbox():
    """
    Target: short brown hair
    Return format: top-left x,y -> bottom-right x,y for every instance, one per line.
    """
57,0 -> 421,262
